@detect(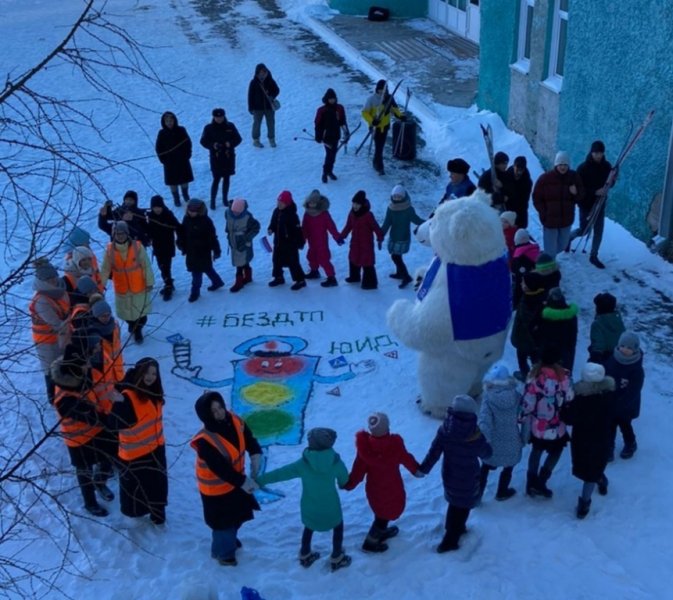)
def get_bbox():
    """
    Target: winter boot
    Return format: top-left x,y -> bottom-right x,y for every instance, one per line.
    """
436,533 -> 459,554
268,277 -> 285,287
380,525 -> 399,541
162,285 -> 174,301
320,276 -> 338,288
170,189 -> 181,207
330,553 -> 352,572
181,187 -> 190,203
242,265 -> 253,284
229,269 -> 245,293
85,502 -> 109,517
589,255 -> 606,269
620,442 -> 637,459
299,551 -> 320,568
576,497 -> 592,519
321,170 -> 328,184
94,474 -> 115,502
495,469 -> 516,501
328,172 -> 338,181
361,266 -> 378,290
217,558 -> 238,567
253,139 -> 264,148
269,138 -> 277,148
526,471 -> 551,498
207,280 -> 224,292
597,474 -> 609,496
362,529 -> 389,553
345,263 -> 360,283
290,280 -> 307,291
536,468 -> 554,498
398,275 -> 413,289
305,269 -> 321,280
134,326 -> 144,344
188,291 -> 200,303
